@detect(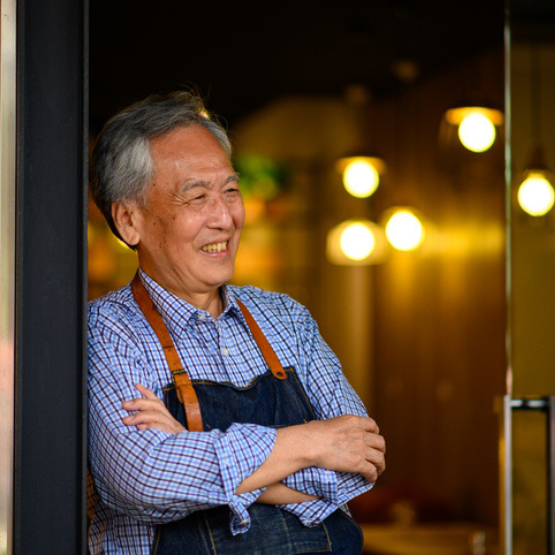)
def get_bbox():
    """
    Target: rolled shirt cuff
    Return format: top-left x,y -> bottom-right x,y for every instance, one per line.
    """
213,423 -> 277,534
